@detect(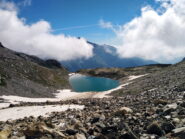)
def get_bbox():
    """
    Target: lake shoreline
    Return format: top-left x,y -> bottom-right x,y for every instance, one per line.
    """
0,74 -> 146,109
69,73 -> 120,92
